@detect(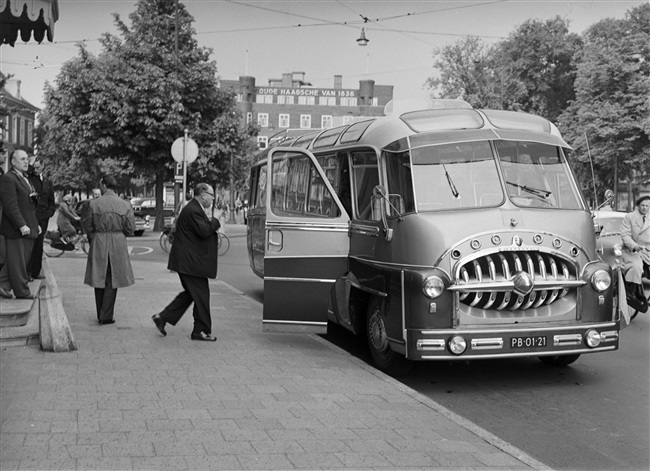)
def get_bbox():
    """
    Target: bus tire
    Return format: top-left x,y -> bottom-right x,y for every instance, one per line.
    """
366,297 -> 412,376
538,354 -> 580,366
